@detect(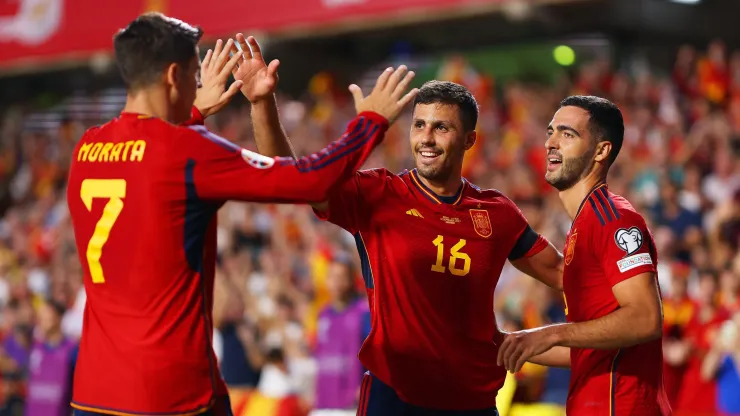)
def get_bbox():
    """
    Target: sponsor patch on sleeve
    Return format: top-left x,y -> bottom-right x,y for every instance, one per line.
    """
241,149 -> 275,169
616,253 -> 653,273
